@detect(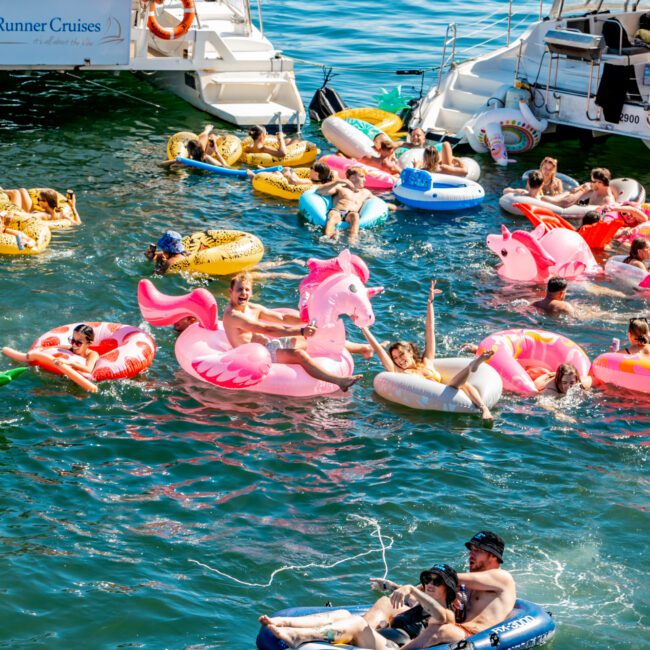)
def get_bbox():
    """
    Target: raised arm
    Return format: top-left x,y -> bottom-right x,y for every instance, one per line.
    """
361,326 -> 395,372
422,280 -> 441,363
390,584 -> 454,625
456,568 -> 515,594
